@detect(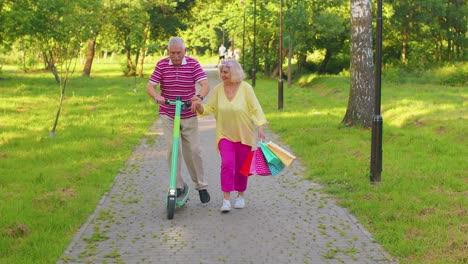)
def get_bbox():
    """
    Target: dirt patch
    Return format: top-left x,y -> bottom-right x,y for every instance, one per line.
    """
1,223 -> 30,238
34,188 -> 77,207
